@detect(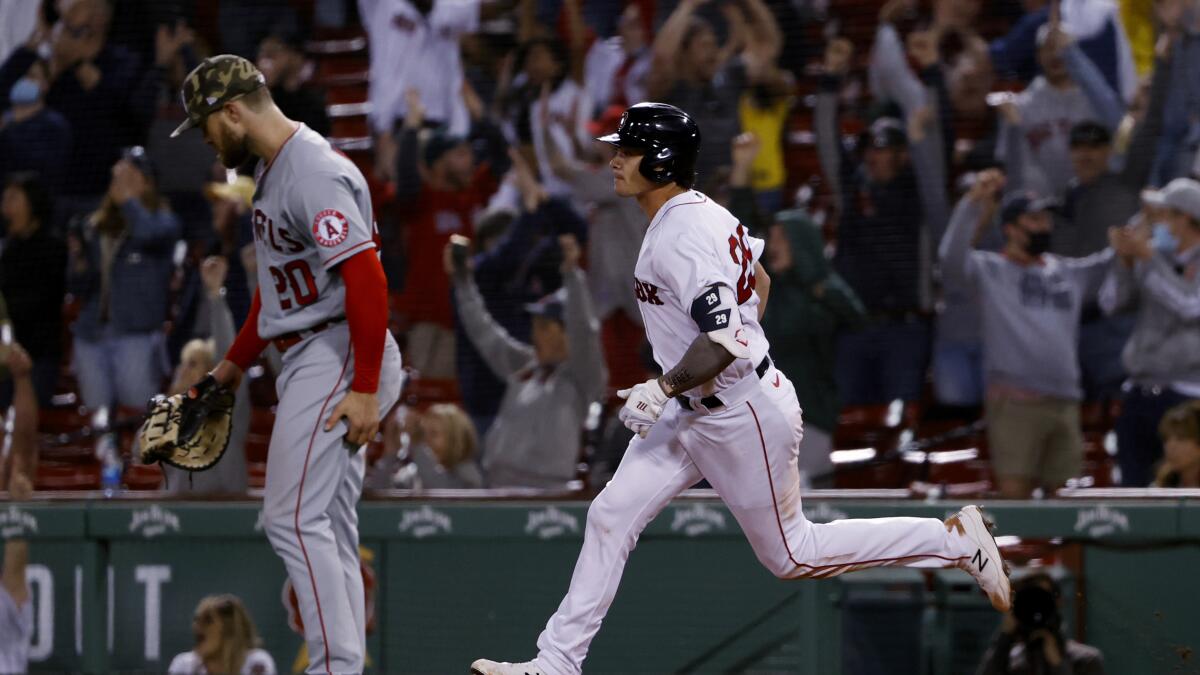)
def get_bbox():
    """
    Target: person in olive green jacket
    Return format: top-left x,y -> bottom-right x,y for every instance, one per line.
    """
762,209 -> 867,486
